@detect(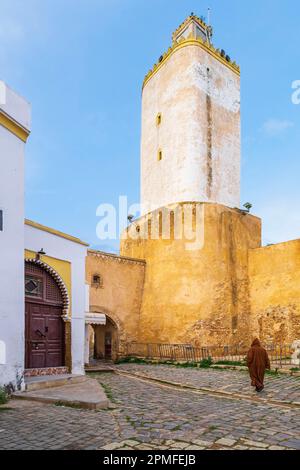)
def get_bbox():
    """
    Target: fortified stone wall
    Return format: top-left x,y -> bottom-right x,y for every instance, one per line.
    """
86,210 -> 299,351
121,202 -> 261,348
249,240 -> 300,344
86,250 -> 146,354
